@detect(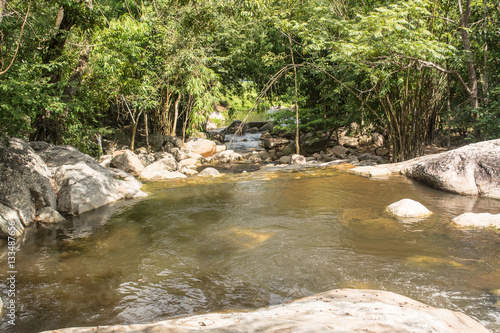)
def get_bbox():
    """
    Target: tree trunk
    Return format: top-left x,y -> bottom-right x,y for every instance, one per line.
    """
145,112 -> 149,153
130,122 -> 138,151
482,0 -> 489,105
171,93 -> 181,137
288,33 -> 300,155
63,43 -> 90,102
458,0 -> 479,109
